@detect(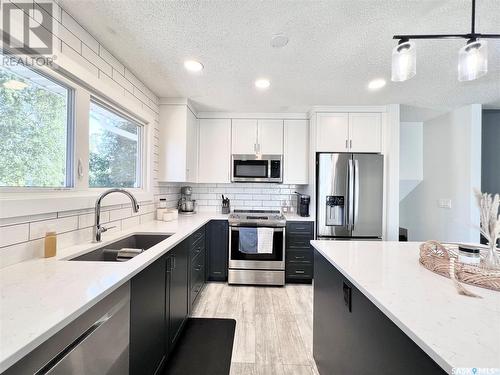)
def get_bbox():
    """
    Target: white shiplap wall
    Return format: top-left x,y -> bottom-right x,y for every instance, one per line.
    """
0,0 -> 160,268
